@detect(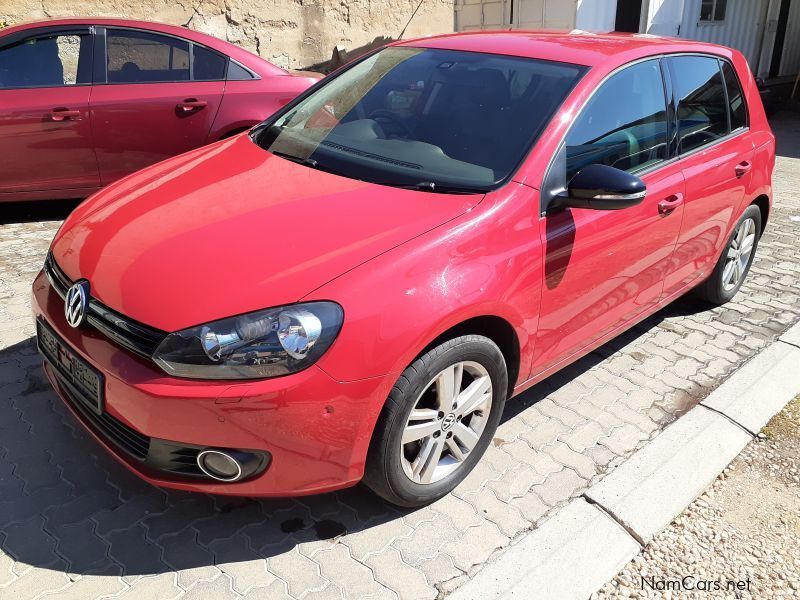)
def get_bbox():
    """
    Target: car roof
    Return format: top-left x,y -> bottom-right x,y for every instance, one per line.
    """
0,17 -> 287,76
397,29 -> 737,68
